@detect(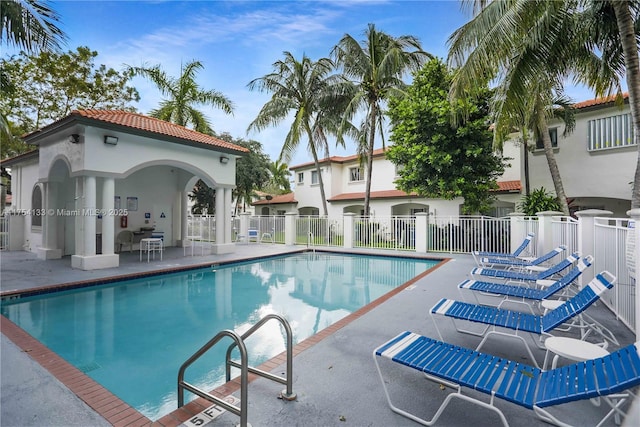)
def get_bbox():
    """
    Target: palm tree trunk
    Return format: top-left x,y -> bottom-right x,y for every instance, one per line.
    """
363,104 -> 377,217
612,1 -> 640,209
537,108 -> 570,215
305,124 -> 329,216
